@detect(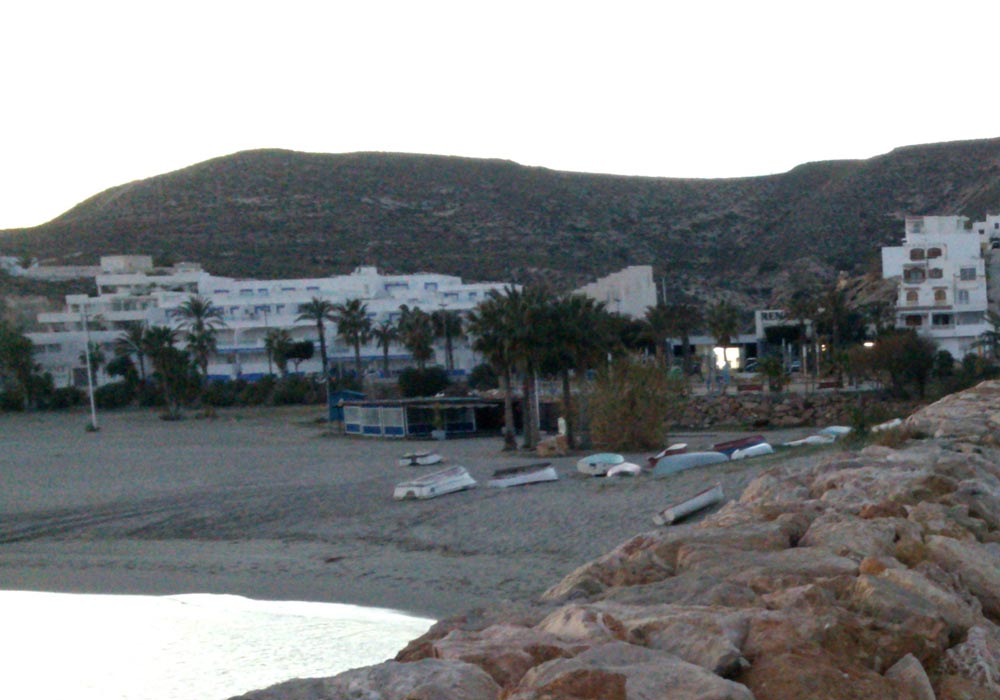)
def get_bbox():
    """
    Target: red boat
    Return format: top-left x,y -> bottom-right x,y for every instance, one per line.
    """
712,434 -> 765,457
